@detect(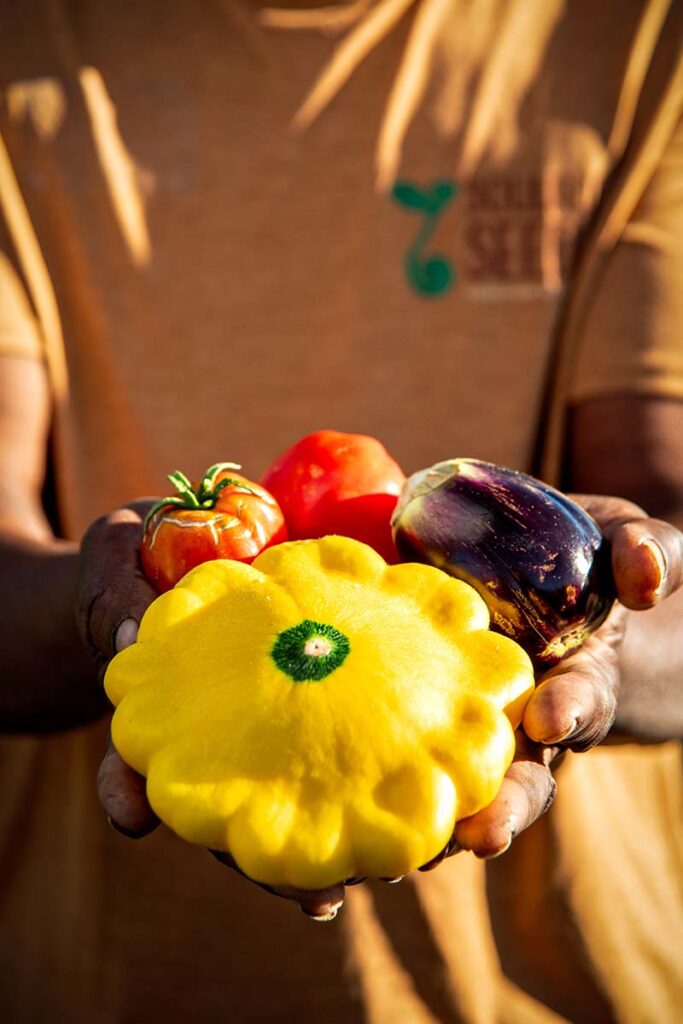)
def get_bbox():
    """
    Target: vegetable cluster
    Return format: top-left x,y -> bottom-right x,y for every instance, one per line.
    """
109,432 -> 615,892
